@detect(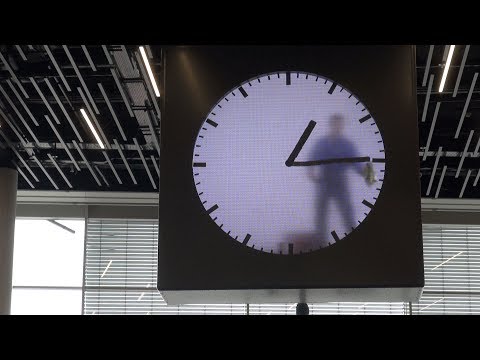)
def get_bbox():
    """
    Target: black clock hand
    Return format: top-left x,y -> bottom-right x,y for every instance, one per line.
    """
291,157 -> 371,166
285,120 -> 316,167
